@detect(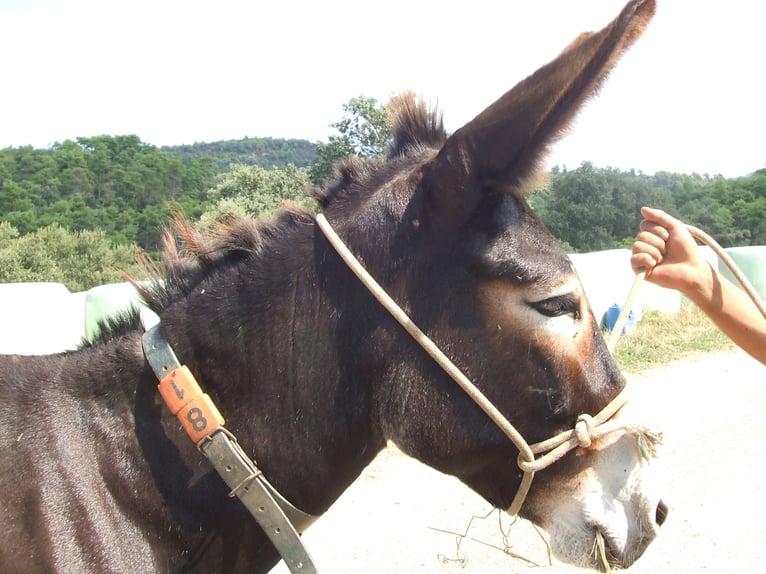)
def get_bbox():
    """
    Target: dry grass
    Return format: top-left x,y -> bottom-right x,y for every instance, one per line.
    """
610,299 -> 735,373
